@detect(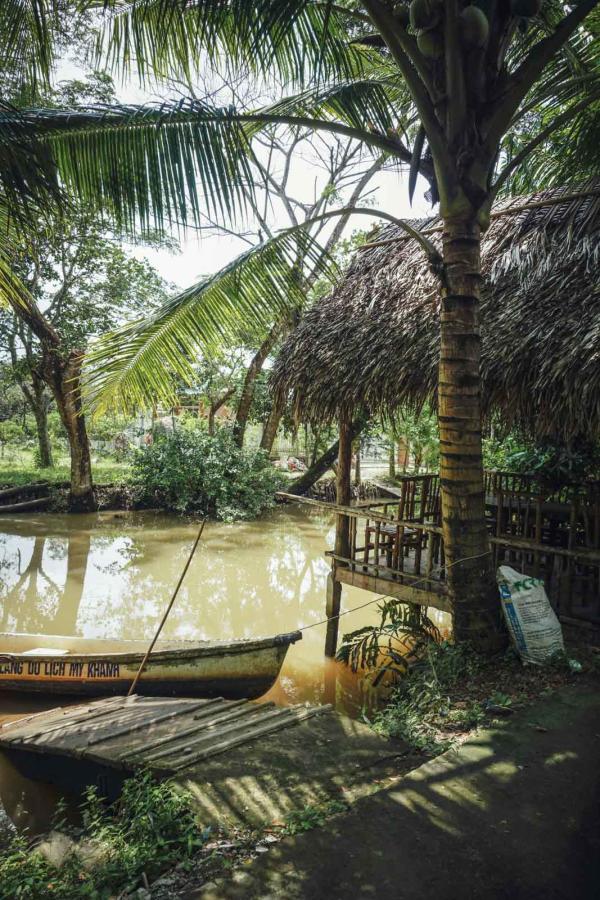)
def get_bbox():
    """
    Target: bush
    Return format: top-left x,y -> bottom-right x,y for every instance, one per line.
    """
374,641 -> 485,752
0,773 -> 207,899
131,424 -> 284,520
